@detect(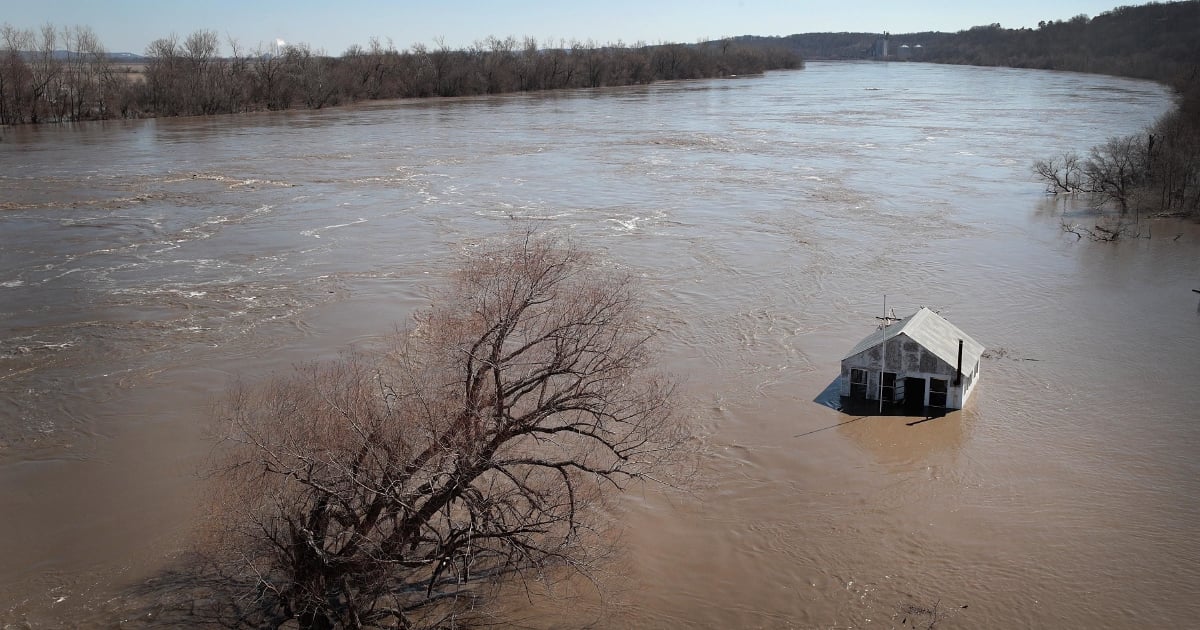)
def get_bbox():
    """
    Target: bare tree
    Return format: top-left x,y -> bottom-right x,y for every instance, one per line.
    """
222,36 -> 251,113
0,24 -> 34,125
1083,135 -> 1148,211
56,25 -> 112,121
182,29 -> 219,114
341,37 -> 400,100
1034,152 -> 1085,193
285,43 -> 337,109
253,41 -> 293,110
427,37 -> 462,97
144,34 -> 183,115
481,35 -> 519,94
578,40 -> 609,88
206,232 -> 685,629
26,23 -> 61,123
